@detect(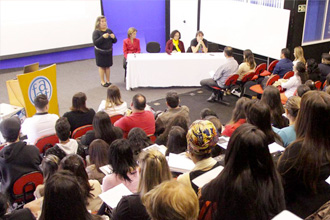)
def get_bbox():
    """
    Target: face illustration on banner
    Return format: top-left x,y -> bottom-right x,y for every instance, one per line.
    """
28,76 -> 53,104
